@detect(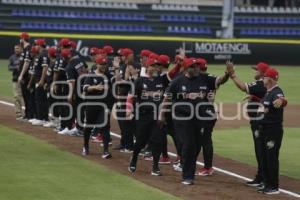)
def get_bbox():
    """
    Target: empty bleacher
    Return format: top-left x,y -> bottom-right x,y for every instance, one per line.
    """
1,0 -> 299,39
0,0 -> 221,37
